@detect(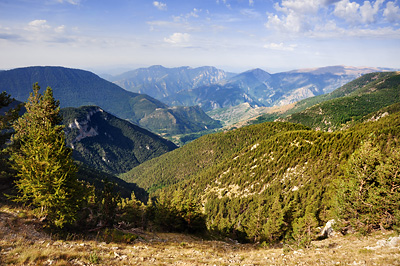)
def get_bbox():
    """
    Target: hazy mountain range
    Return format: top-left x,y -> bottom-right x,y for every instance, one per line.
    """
109,65 -> 235,100
110,65 -> 391,112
